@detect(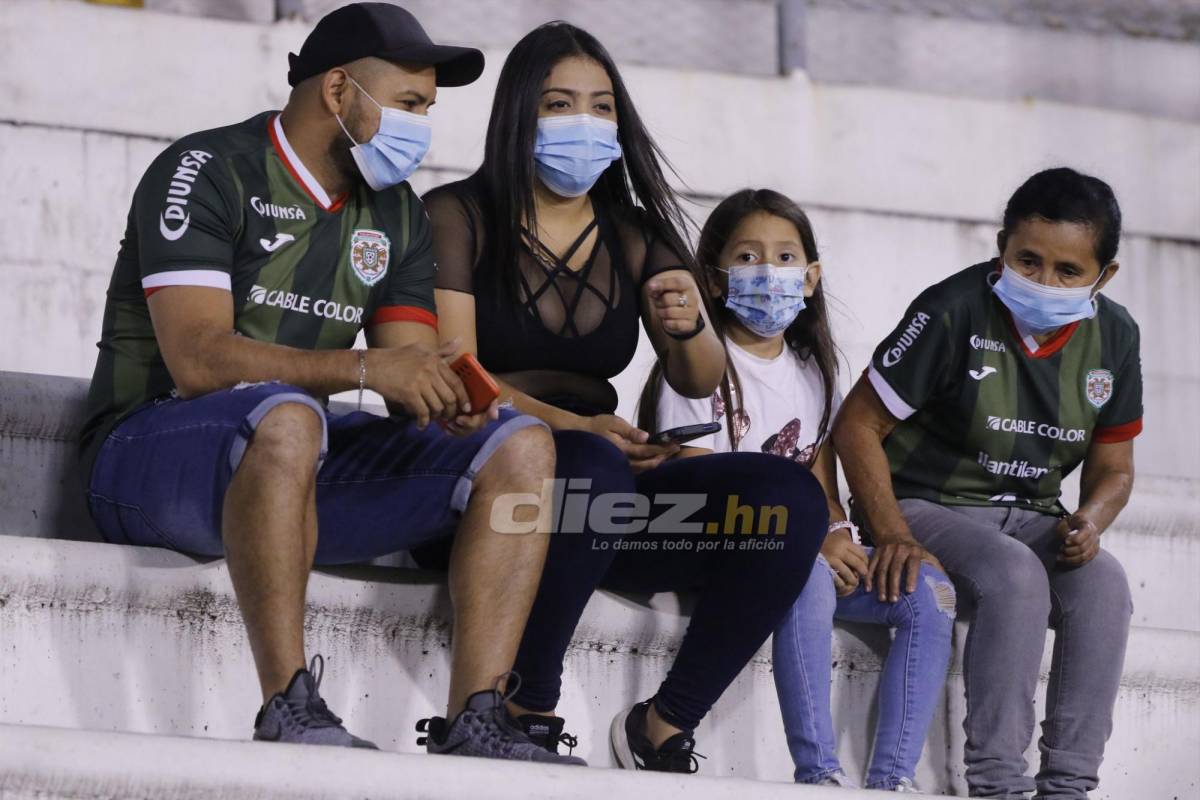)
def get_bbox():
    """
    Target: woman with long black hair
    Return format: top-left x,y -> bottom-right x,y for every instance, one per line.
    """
418,22 -> 827,772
